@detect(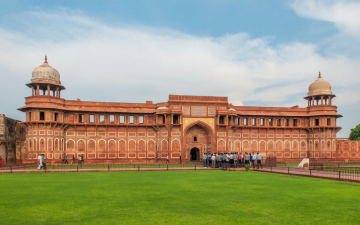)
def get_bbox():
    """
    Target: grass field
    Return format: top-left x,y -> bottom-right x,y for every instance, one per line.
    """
1,171 -> 360,225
